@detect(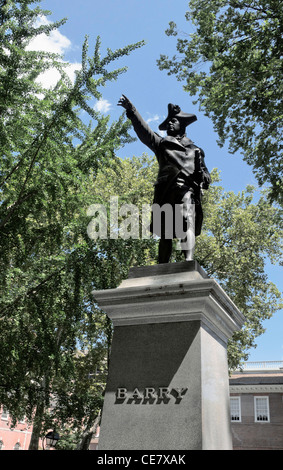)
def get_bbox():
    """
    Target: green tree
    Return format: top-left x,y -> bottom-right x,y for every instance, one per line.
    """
157,0 -> 283,204
195,170 -> 282,368
0,0 -> 145,449
42,154 -> 158,449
